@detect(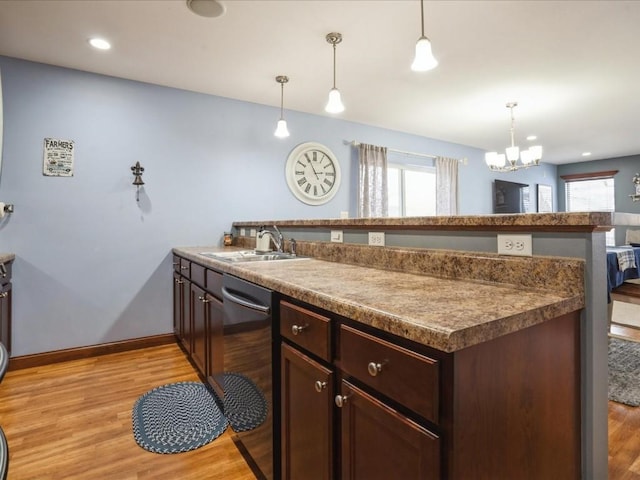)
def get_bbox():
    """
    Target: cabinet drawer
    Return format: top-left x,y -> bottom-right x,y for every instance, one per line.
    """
179,258 -> 190,276
280,300 -> 331,362
206,268 -> 223,299
340,324 -> 439,424
190,262 -> 206,287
